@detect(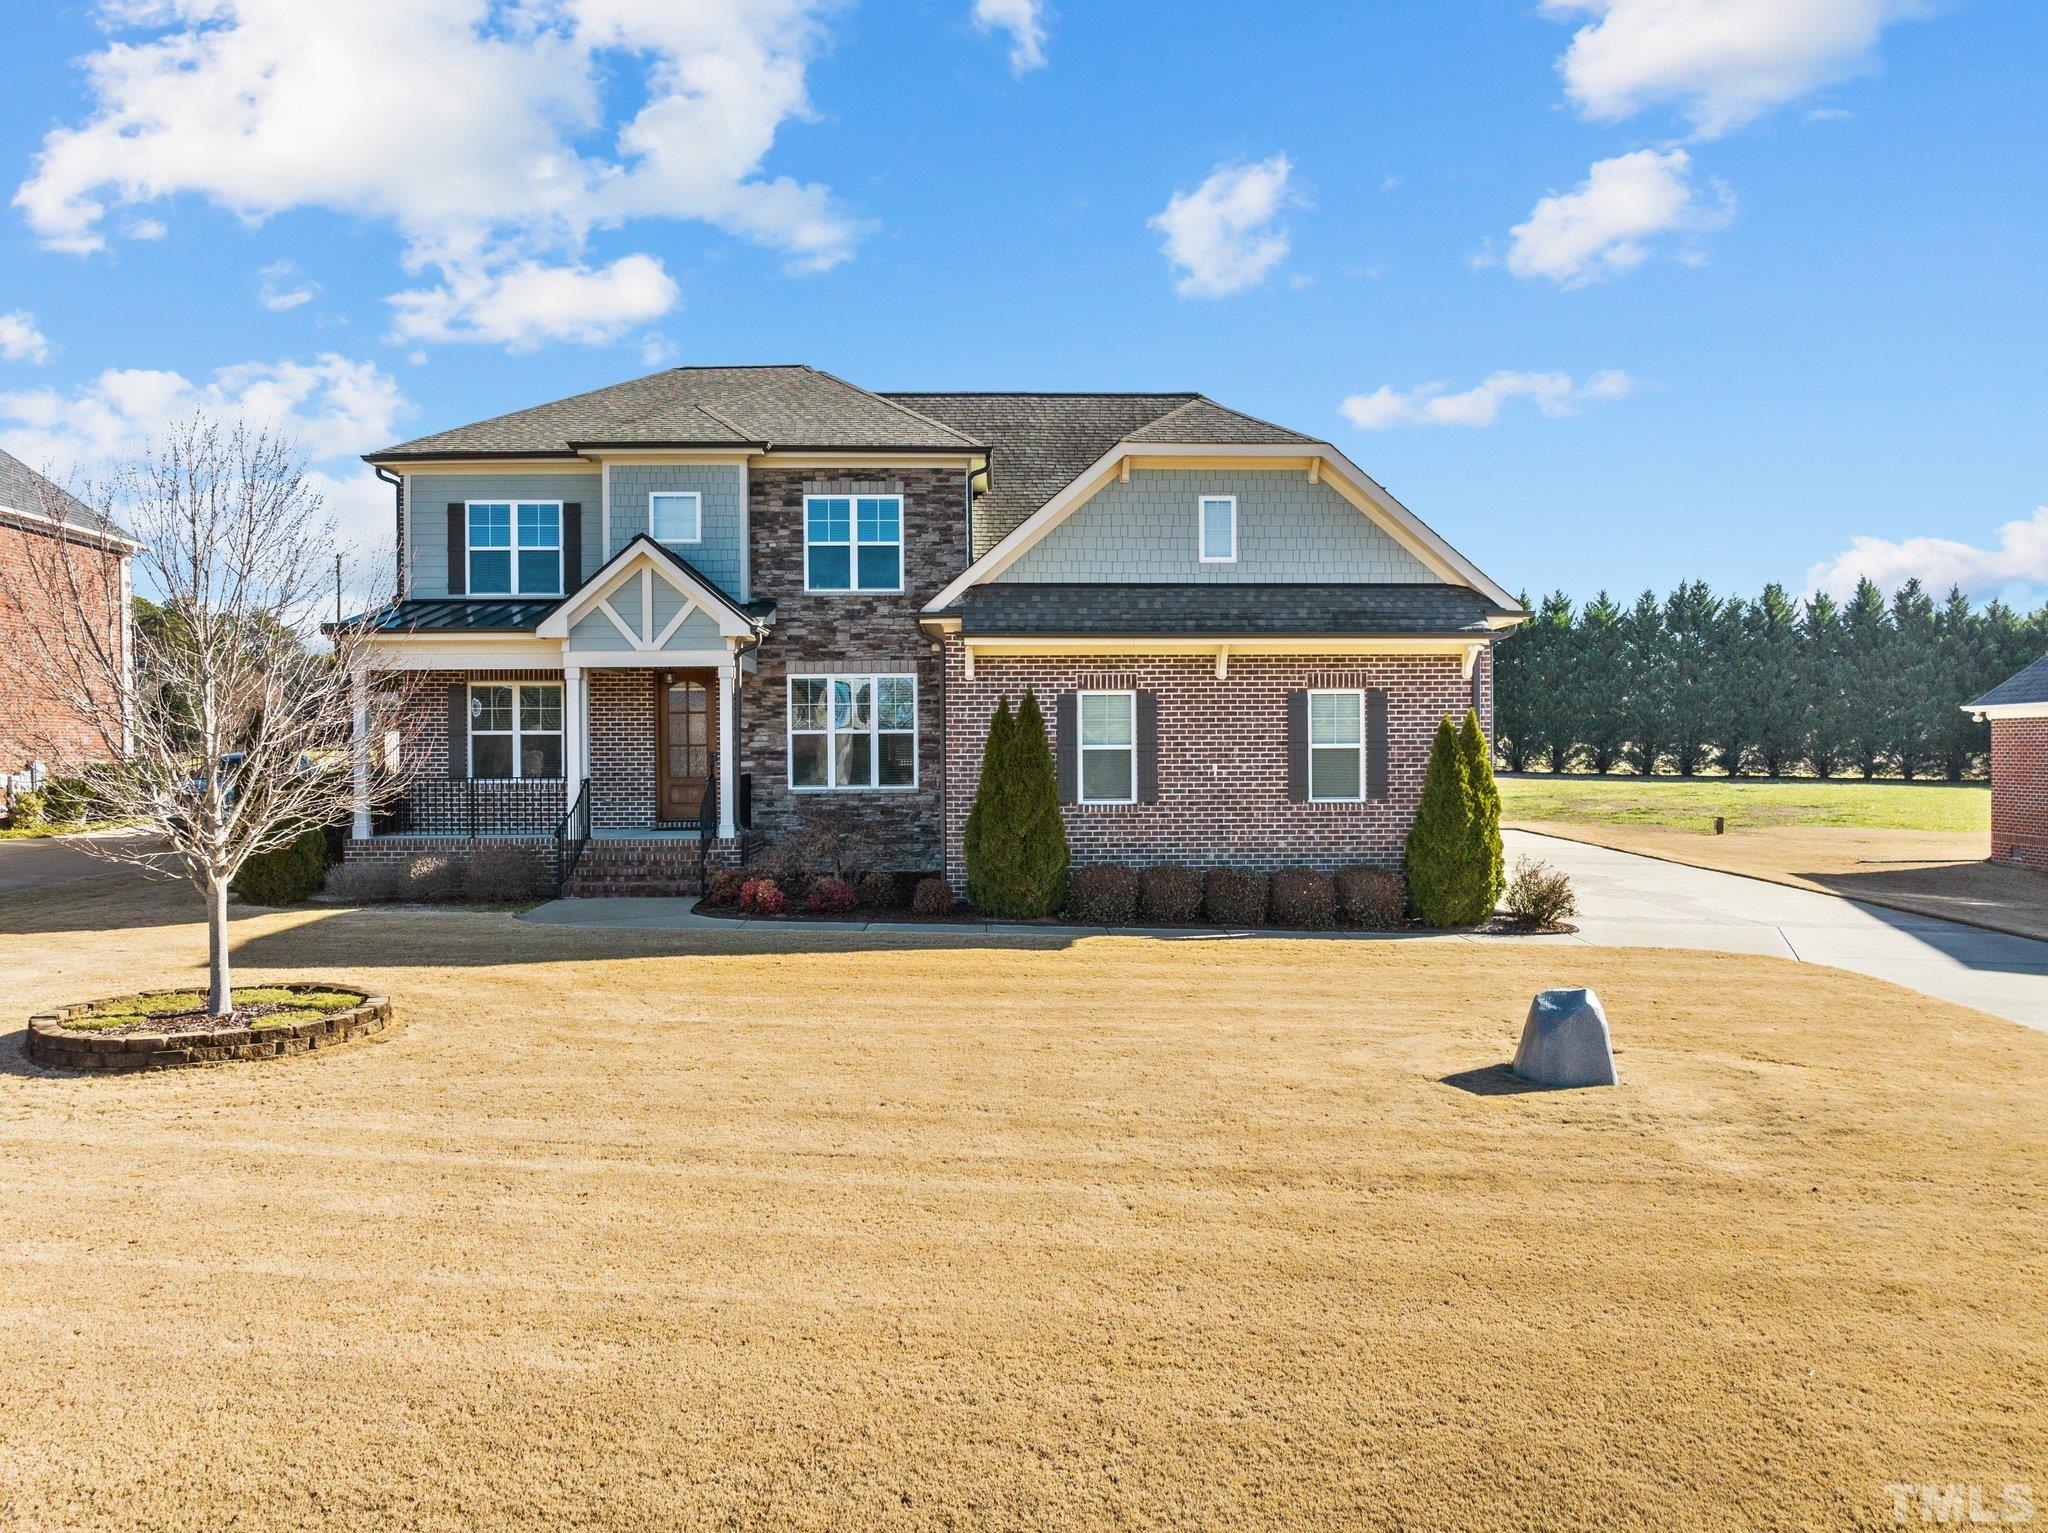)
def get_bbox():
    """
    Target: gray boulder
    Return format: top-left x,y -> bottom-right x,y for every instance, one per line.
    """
1512,988 -> 1618,1088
